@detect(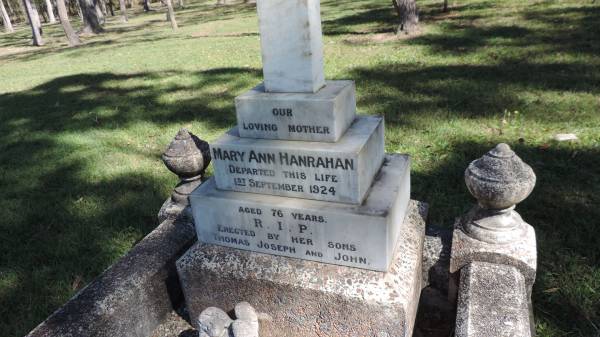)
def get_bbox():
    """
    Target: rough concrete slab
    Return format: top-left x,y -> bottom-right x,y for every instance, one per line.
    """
151,310 -> 195,337
190,154 -> 410,271
455,261 -> 532,337
422,225 -> 452,294
450,222 -> 537,289
177,200 -> 427,337
26,218 -> 196,337
235,81 -> 356,142
211,116 -> 385,204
